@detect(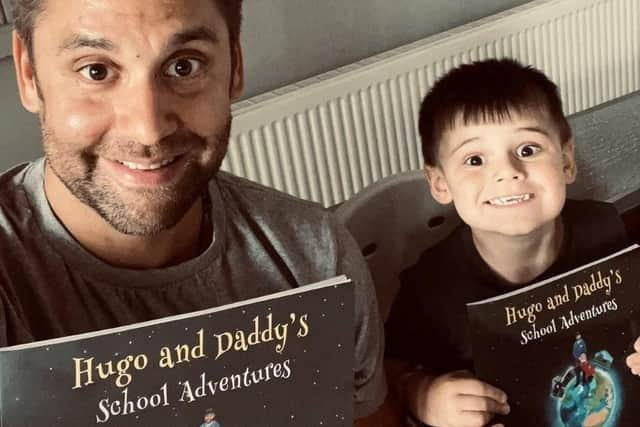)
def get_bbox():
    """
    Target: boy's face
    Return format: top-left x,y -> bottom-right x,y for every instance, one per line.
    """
425,111 -> 576,237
